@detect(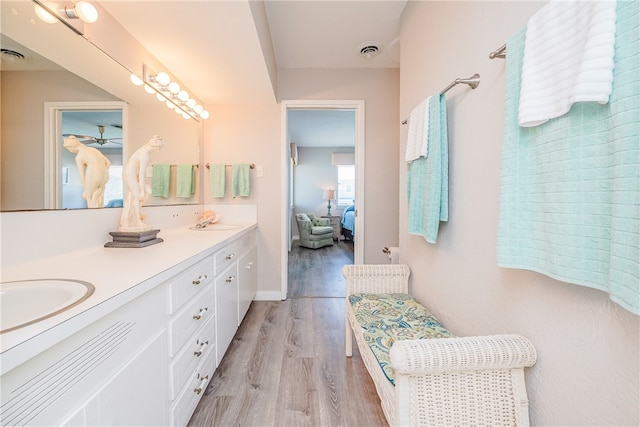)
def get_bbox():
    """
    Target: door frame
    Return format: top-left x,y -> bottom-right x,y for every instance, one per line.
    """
280,99 -> 365,300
